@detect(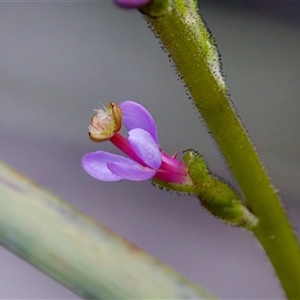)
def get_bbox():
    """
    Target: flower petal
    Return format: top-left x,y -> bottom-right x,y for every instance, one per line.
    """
119,101 -> 158,143
82,151 -> 132,181
114,0 -> 150,8
128,128 -> 162,170
107,161 -> 156,181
